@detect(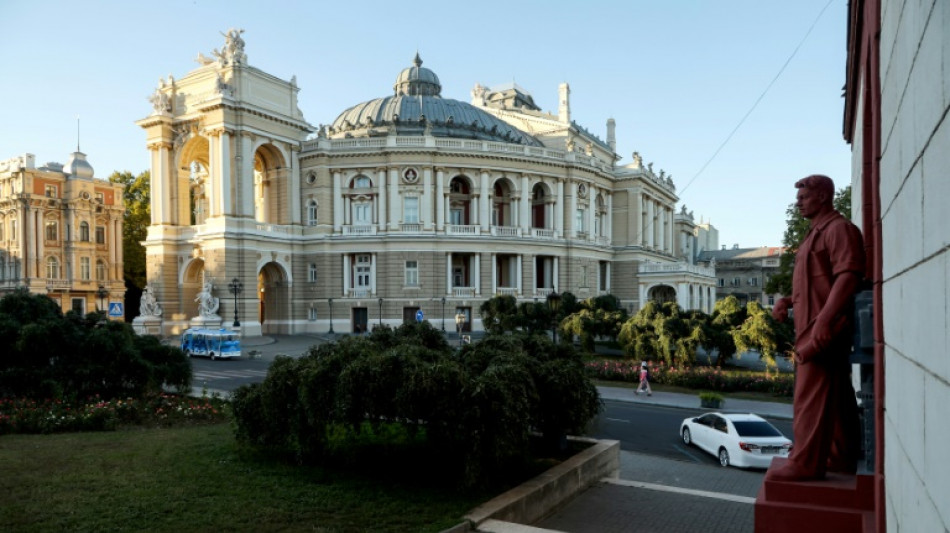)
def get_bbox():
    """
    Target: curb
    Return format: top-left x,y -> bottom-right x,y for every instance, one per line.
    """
452,437 -> 620,532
